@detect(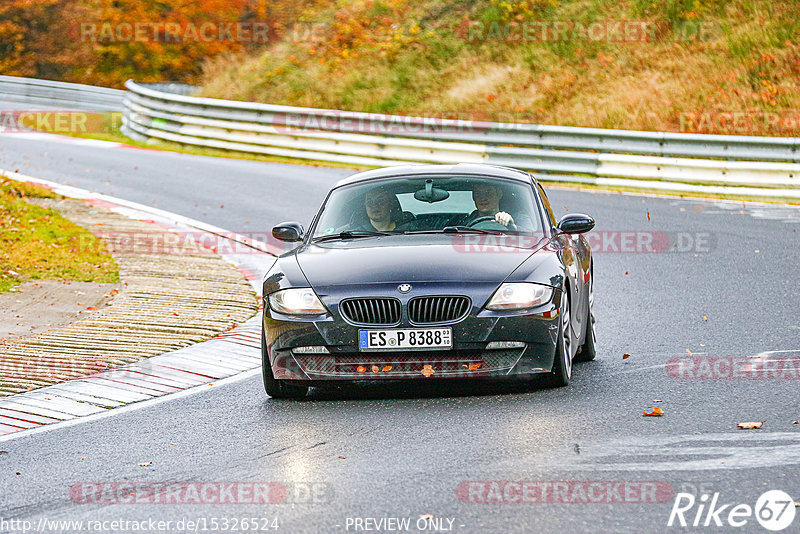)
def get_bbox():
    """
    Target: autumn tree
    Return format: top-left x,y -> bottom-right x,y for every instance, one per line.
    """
0,0 -> 326,86
0,0 -> 82,77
